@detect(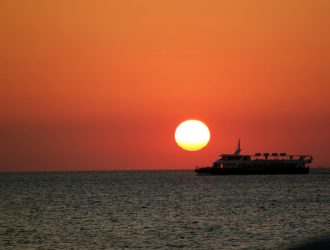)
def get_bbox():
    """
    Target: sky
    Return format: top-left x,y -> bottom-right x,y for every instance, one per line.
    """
0,0 -> 329,172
